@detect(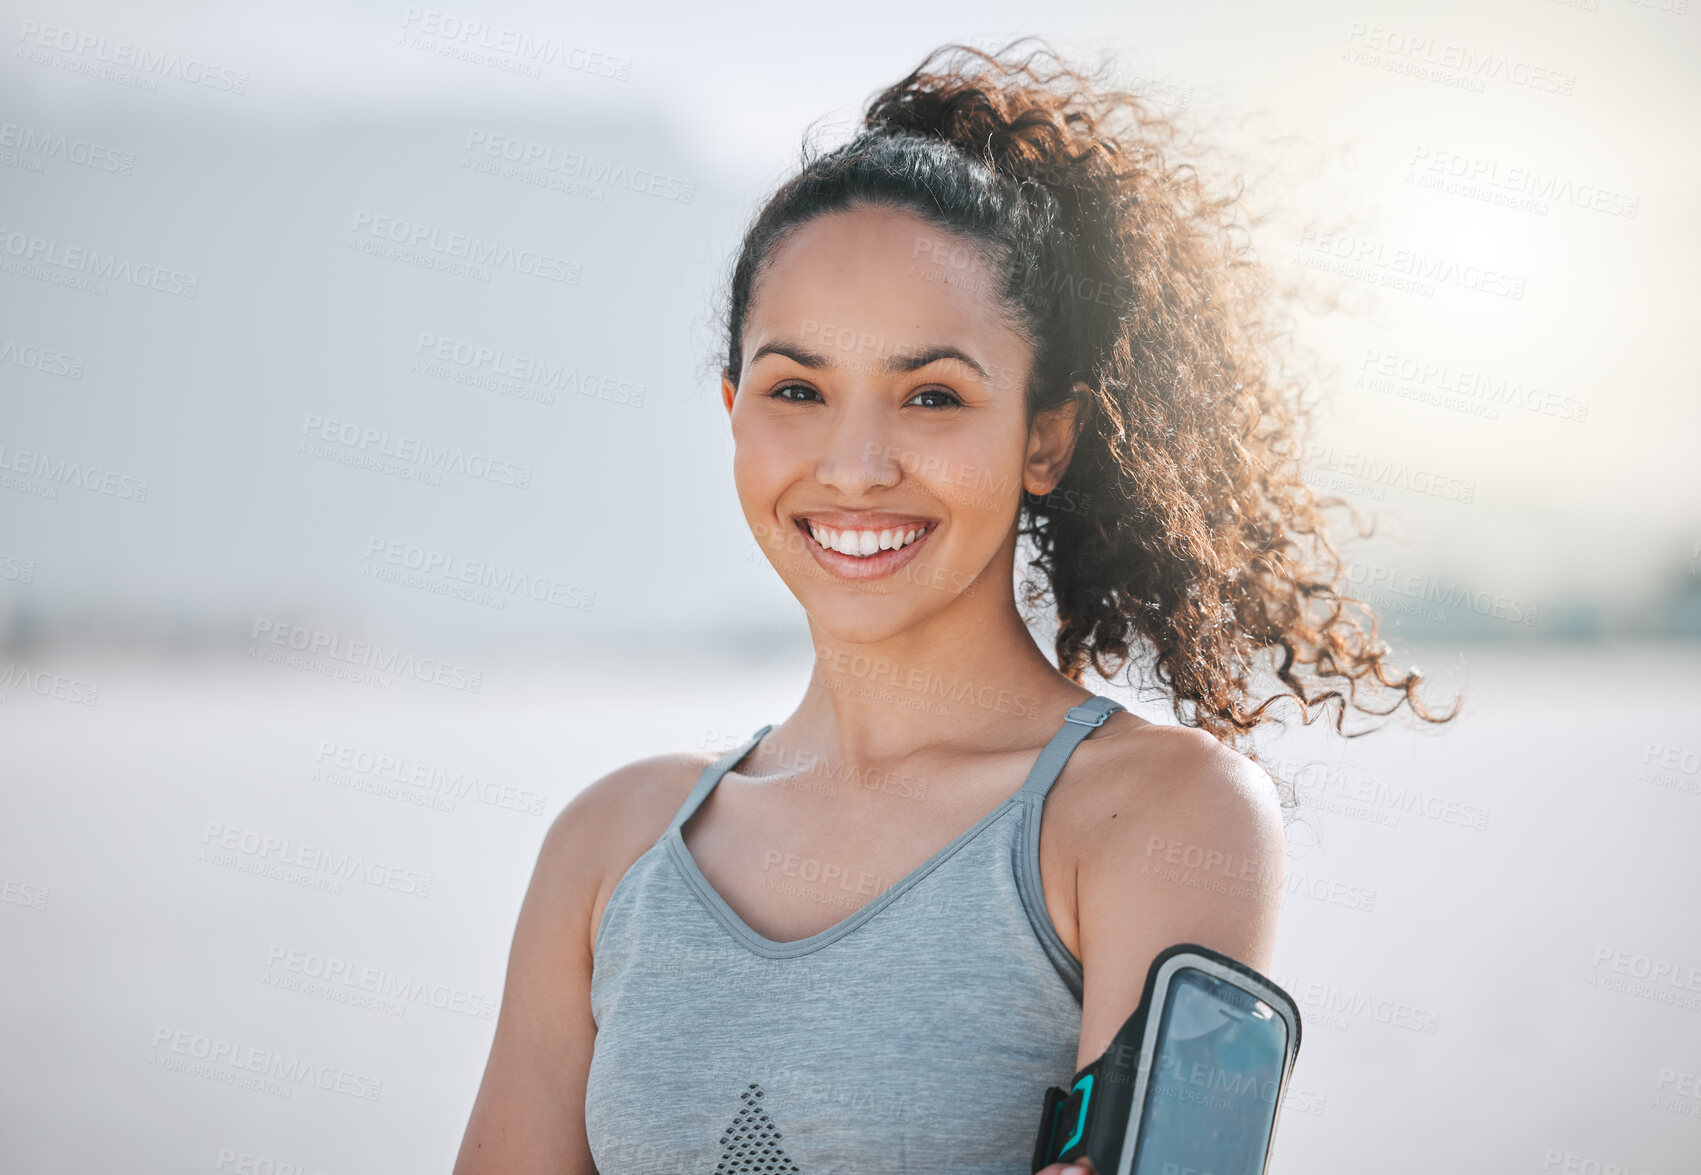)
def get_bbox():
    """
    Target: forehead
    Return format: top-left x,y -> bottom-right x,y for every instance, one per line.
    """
744,204 -> 1023,369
